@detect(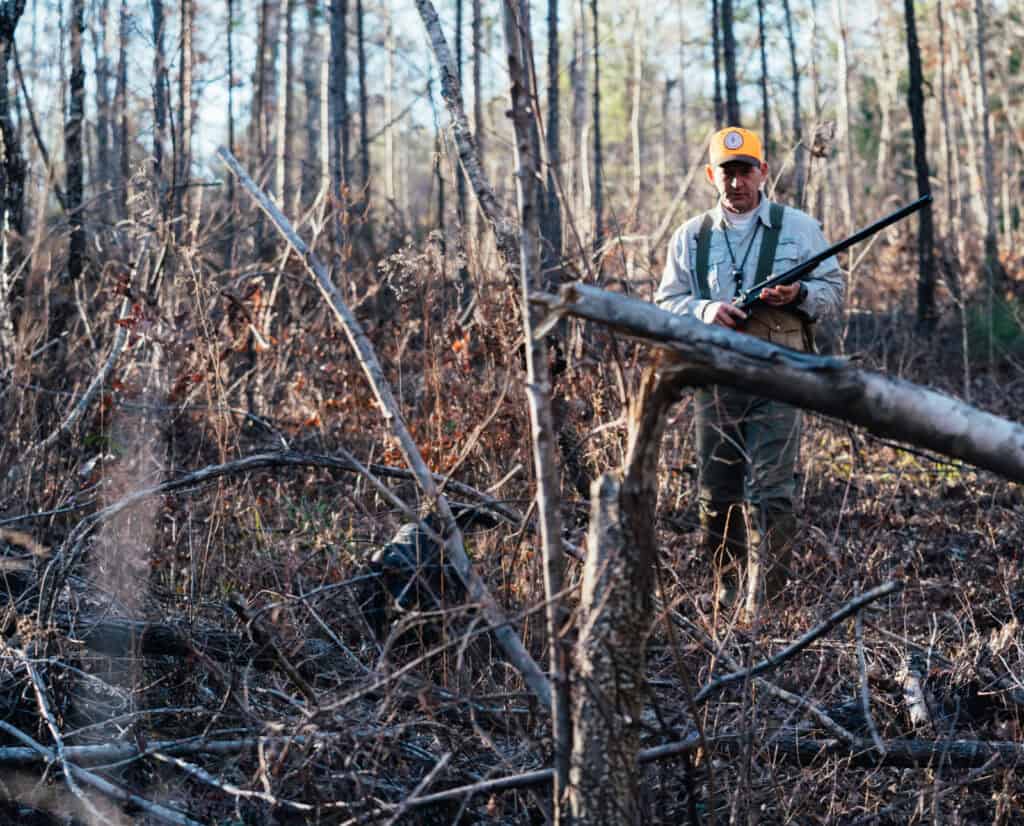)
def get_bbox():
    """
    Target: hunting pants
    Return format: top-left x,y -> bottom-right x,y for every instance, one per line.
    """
696,385 -> 802,604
